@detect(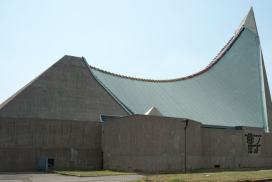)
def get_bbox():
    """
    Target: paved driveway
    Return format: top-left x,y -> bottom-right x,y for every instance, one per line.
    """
0,172 -> 145,182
